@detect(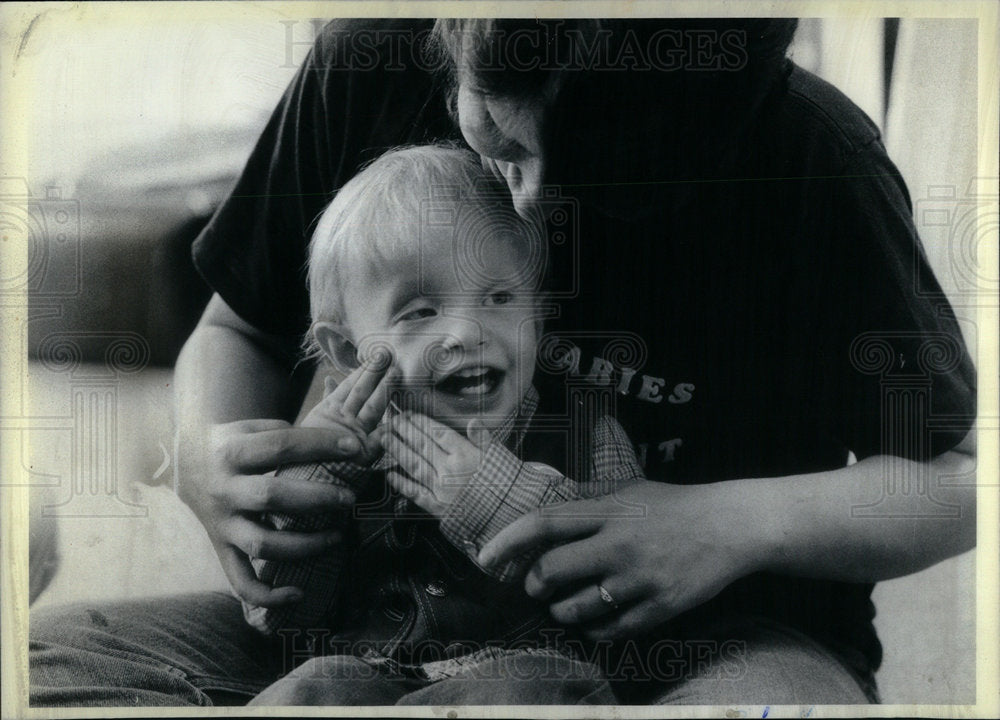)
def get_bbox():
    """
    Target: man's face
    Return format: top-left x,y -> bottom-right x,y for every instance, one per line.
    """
456,76 -> 548,219
343,219 -> 540,431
